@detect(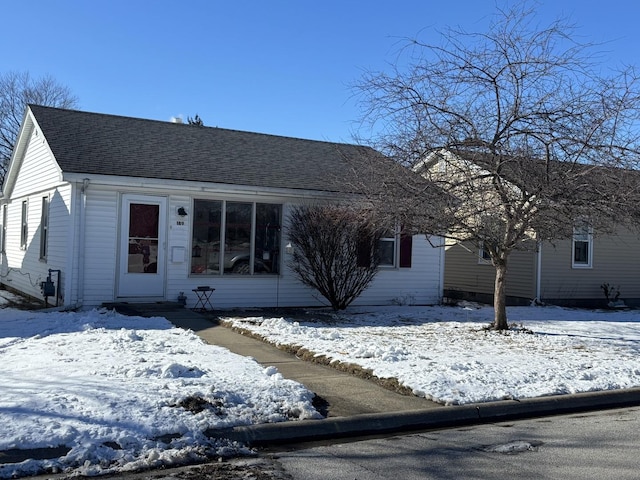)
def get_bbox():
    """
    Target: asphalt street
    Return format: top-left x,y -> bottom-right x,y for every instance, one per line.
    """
275,406 -> 640,480
62,406 -> 640,480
